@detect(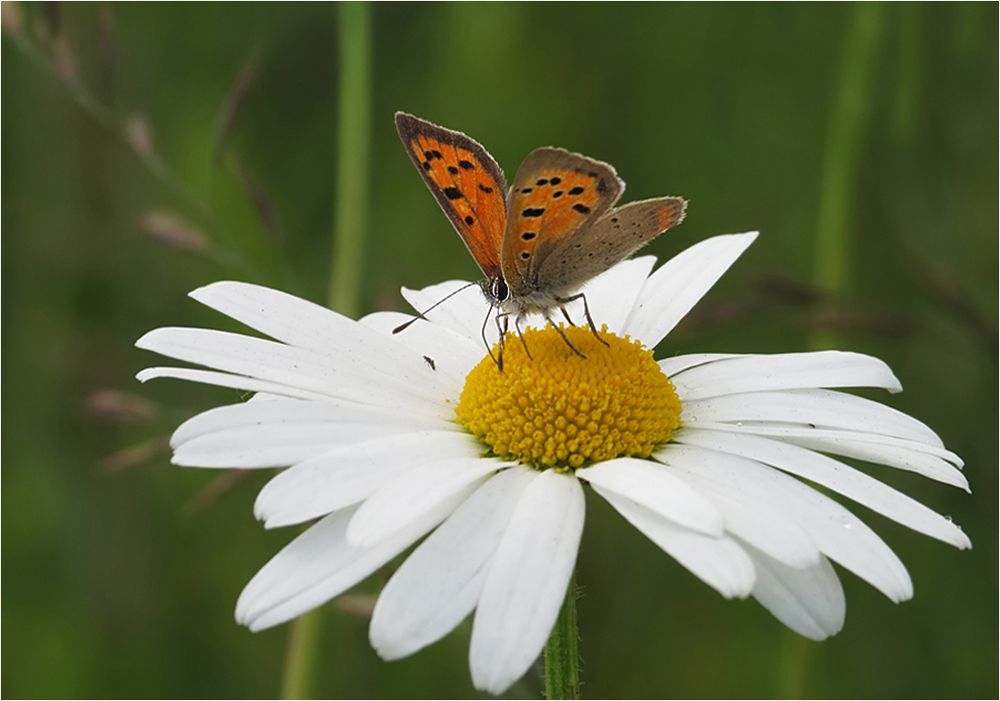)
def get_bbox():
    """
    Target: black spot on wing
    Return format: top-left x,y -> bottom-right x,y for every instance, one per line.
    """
521,231 -> 536,240
573,204 -> 591,214
522,208 -> 545,218
447,165 -> 459,174
443,187 -> 463,200
478,184 -> 494,193
465,215 -> 475,225
568,186 -> 585,195
549,176 -> 562,185
458,160 -> 475,170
